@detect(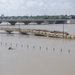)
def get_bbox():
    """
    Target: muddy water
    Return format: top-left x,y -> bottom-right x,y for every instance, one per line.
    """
0,33 -> 75,75
0,24 -> 75,75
